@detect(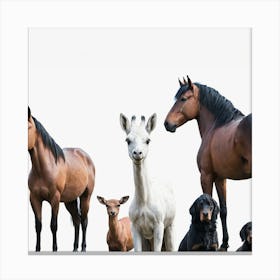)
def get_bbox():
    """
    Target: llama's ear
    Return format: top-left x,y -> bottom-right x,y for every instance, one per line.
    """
187,75 -> 193,90
120,113 -> 131,134
119,196 -> 129,204
146,113 -> 157,133
28,106 -> 31,120
97,196 -> 106,205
